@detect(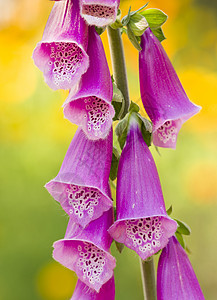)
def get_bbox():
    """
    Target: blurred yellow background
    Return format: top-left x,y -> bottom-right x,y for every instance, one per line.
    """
0,0 -> 217,299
